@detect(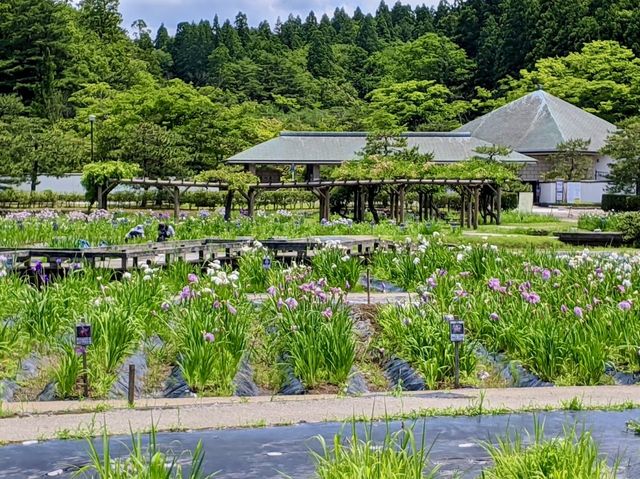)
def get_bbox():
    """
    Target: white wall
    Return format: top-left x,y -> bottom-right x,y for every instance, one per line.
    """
594,155 -> 613,180
539,181 -> 611,205
11,174 -> 84,193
